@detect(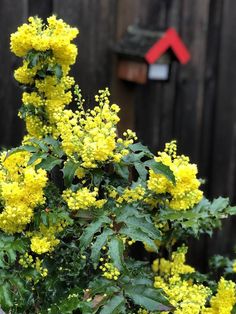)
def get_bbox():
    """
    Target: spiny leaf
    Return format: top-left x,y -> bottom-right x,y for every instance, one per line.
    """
100,294 -> 125,314
120,226 -> 158,252
122,216 -> 161,240
125,285 -> 172,312
28,152 -> 48,166
91,229 -> 114,268
114,163 -> 129,180
62,160 -> 80,187
108,237 -> 126,271
145,159 -> 175,183
0,283 -> 13,309
129,143 -> 153,156
35,156 -> 62,171
79,216 -> 112,250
